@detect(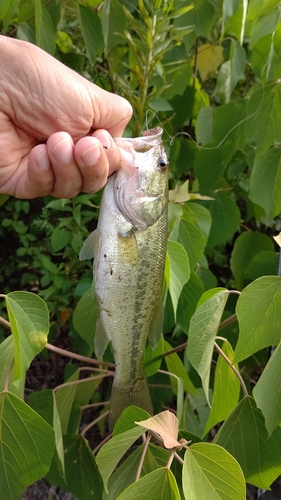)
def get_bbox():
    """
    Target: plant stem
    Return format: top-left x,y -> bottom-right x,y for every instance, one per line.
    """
81,401 -> 110,411
174,452 -> 184,466
135,433 -> 152,482
214,340 -> 248,397
80,410 -> 109,437
166,449 -> 176,469
46,342 -> 115,368
53,372 -> 113,392
0,315 -> 10,329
